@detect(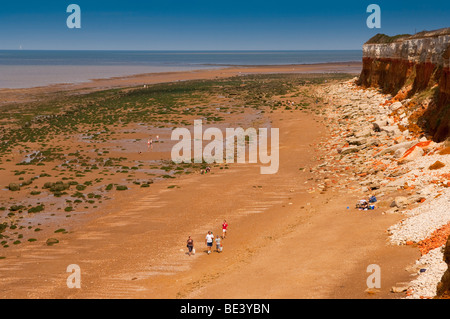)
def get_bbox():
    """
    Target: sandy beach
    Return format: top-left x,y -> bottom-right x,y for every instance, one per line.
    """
0,62 -> 432,299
